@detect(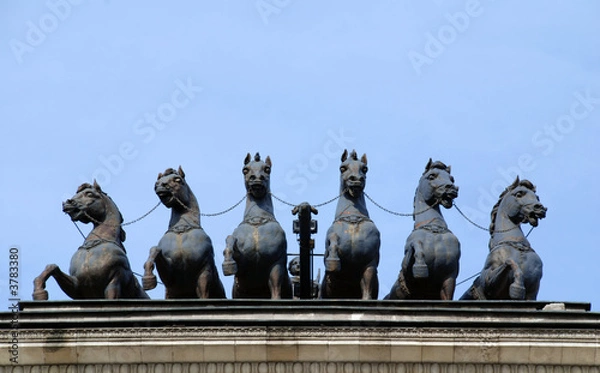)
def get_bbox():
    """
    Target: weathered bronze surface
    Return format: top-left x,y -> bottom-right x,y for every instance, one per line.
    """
321,150 -> 380,299
222,153 -> 292,299
142,167 -> 226,299
460,177 -> 547,300
32,181 -> 148,300
385,159 -> 460,300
